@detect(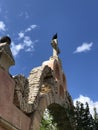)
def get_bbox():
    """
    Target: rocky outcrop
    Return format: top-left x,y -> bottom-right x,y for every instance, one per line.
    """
0,35 -> 73,130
